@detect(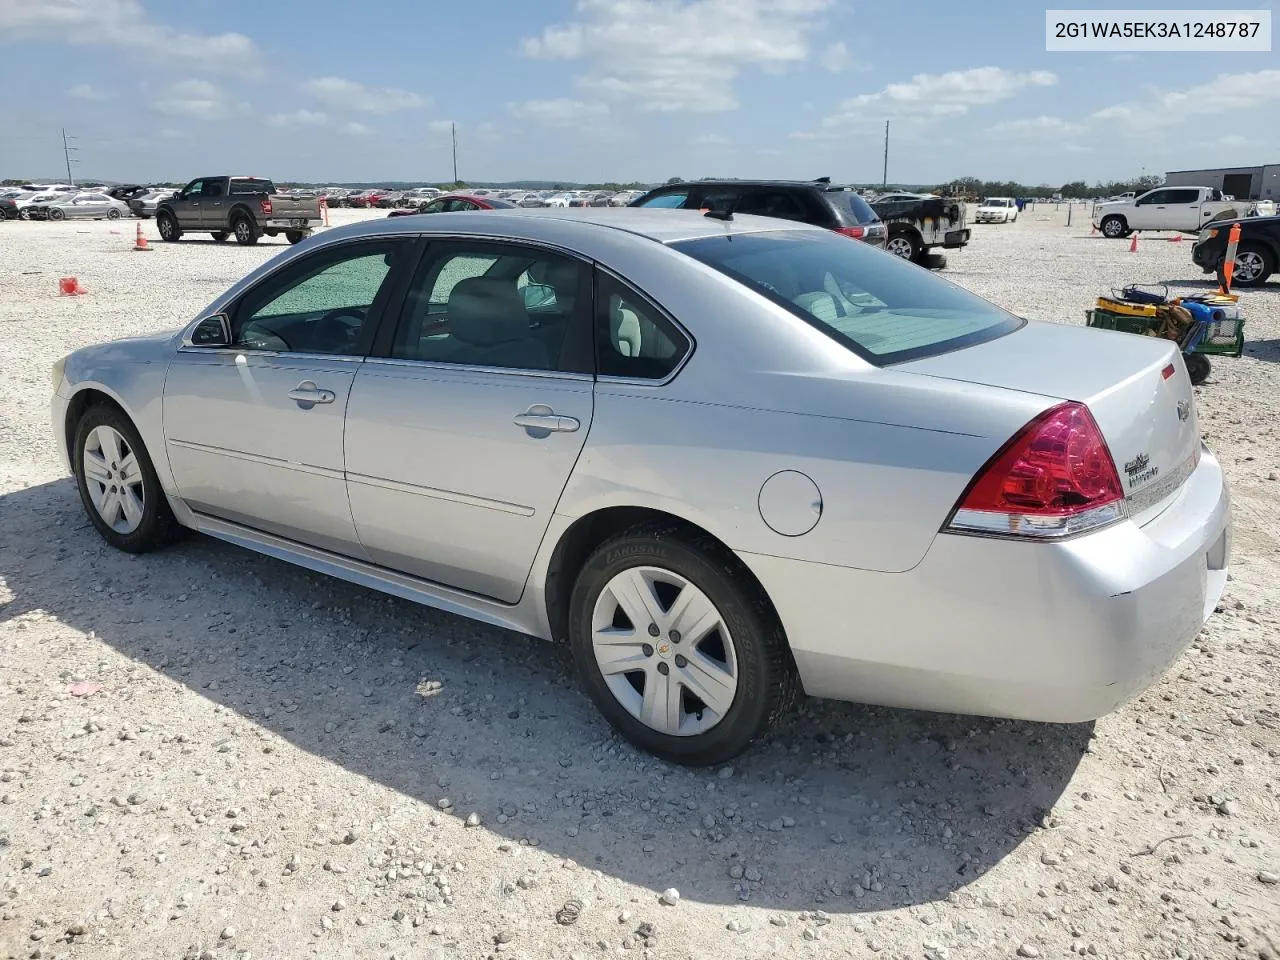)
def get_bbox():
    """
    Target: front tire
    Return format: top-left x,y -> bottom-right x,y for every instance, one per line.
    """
107,209 -> 121,220
210,231 -> 228,242
1220,243 -> 1274,288
157,211 -> 181,242
48,208 -> 65,221
232,215 -> 259,245
72,404 -> 185,553
1100,215 -> 1128,238
285,229 -> 311,244
568,524 -> 797,765
1185,352 -> 1211,385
